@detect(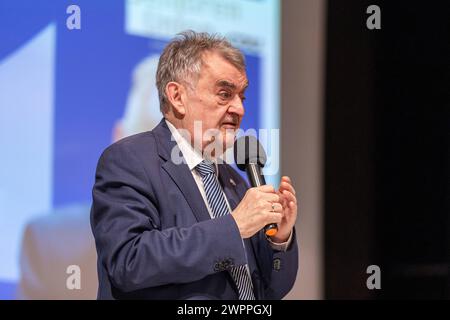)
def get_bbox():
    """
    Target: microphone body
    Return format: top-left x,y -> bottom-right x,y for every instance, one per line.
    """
234,136 -> 278,237
244,164 -> 278,237
246,163 -> 265,187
